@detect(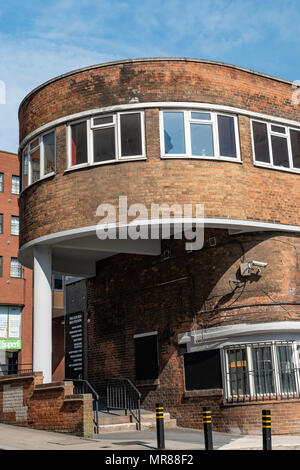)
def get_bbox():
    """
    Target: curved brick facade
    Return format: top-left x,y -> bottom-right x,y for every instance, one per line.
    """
19,59 -> 300,434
